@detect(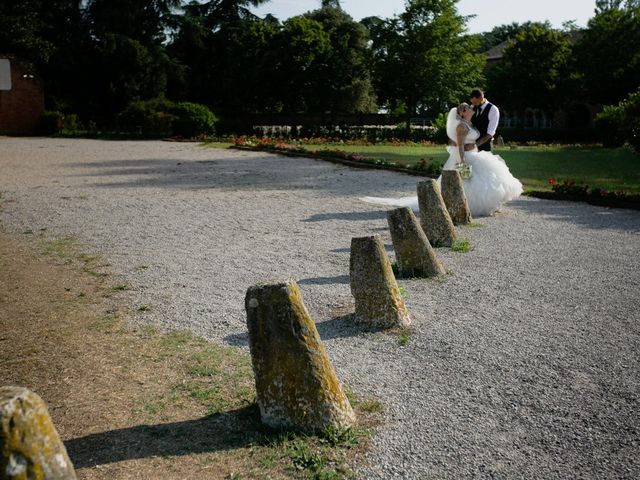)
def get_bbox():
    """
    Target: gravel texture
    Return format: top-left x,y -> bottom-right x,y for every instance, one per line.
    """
1,138 -> 639,479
